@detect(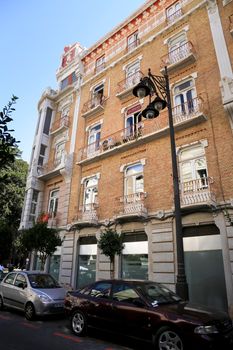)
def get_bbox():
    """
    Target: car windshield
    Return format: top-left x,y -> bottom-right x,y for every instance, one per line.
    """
28,274 -> 60,289
135,282 -> 182,306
